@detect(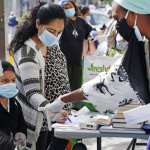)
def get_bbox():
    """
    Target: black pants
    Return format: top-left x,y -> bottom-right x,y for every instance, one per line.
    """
67,64 -> 84,110
0,131 -> 15,150
67,65 -> 83,91
36,131 -> 68,150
